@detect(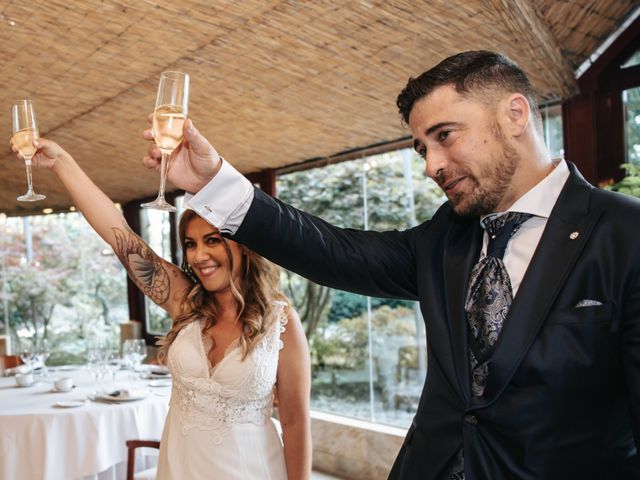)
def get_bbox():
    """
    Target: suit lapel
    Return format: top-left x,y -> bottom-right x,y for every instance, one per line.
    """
472,163 -> 603,408
443,213 -> 482,402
